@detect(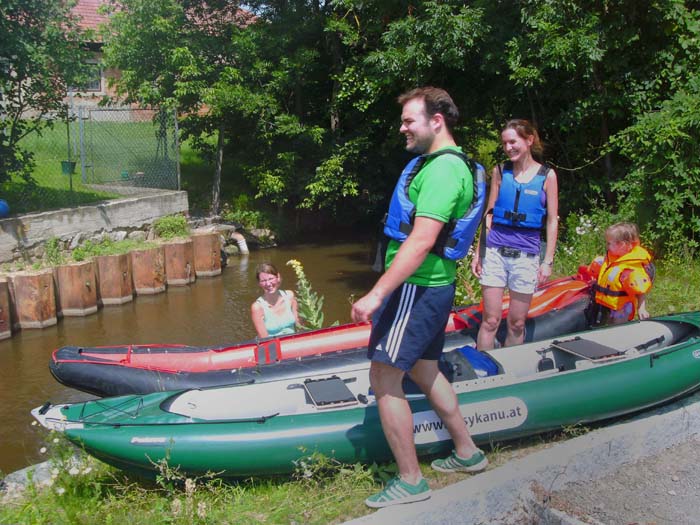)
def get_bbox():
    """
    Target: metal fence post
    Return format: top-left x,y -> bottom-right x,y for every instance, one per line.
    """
174,109 -> 181,191
79,106 -> 86,184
